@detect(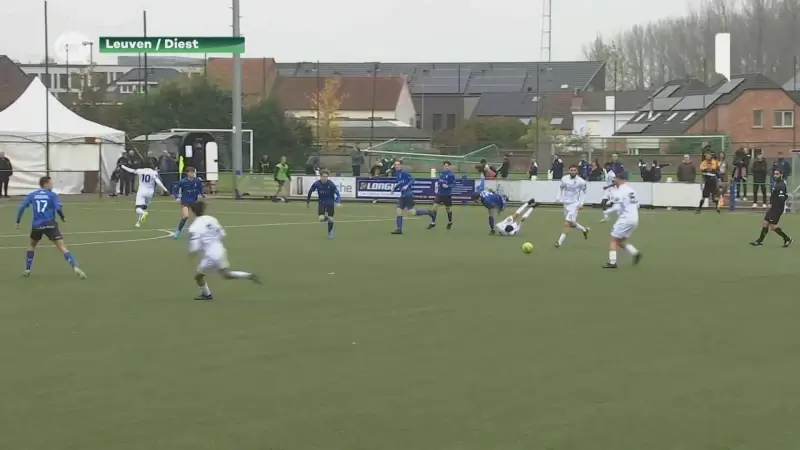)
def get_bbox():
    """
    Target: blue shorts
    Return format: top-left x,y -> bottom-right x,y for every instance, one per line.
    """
181,200 -> 198,207
30,221 -> 62,241
397,196 -> 415,210
317,202 -> 335,217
